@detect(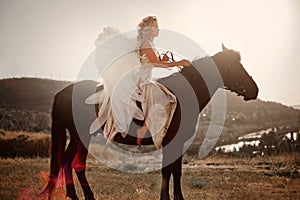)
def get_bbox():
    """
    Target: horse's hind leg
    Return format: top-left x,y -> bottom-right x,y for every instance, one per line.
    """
74,140 -> 95,200
63,136 -> 80,200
